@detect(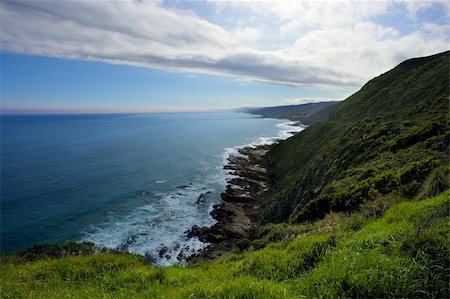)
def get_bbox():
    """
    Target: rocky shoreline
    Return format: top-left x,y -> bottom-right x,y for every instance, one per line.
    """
186,144 -> 273,261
